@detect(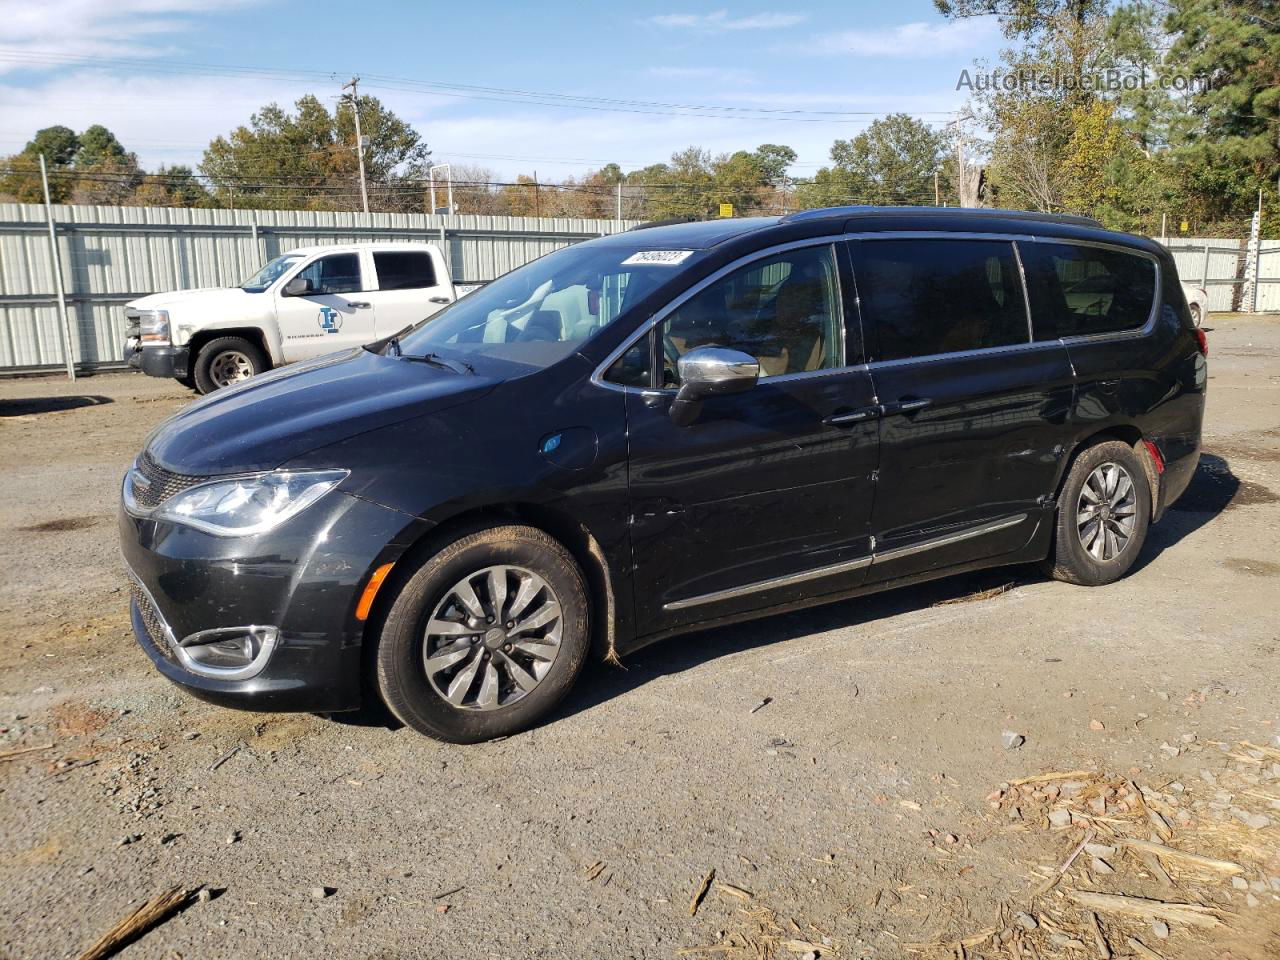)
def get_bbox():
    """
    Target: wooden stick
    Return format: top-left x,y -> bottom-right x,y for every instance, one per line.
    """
689,869 -> 715,917
1125,937 -> 1165,960
1008,770 -> 1096,787
0,742 -> 54,762
1064,891 -> 1222,929
1034,829 -> 1094,895
1085,911 -> 1110,960
77,886 -> 190,960
716,883 -> 753,901
1119,837 -> 1243,874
